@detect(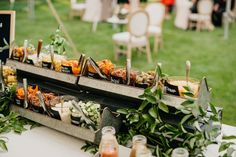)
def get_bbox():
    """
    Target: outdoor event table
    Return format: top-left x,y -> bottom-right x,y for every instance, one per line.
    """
107,16 -> 128,32
1,124 -> 236,157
